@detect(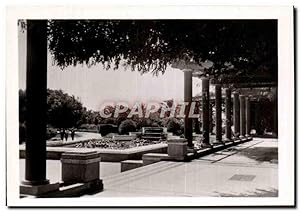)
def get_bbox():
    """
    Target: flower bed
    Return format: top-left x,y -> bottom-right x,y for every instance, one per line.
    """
71,138 -> 166,150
